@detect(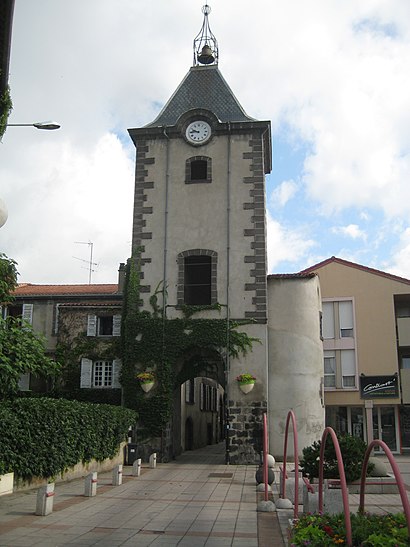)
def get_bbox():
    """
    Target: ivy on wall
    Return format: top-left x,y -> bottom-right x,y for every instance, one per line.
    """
0,81 -> 12,140
120,253 -> 258,439
55,310 -> 120,396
